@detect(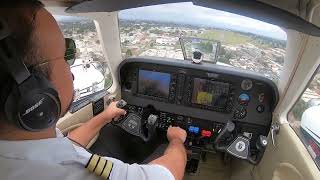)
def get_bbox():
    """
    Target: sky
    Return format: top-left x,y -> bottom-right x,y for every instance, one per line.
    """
119,2 -> 287,40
